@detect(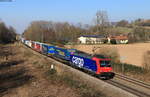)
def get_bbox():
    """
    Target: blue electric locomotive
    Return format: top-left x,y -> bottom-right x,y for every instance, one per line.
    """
70,51 -> 115,79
